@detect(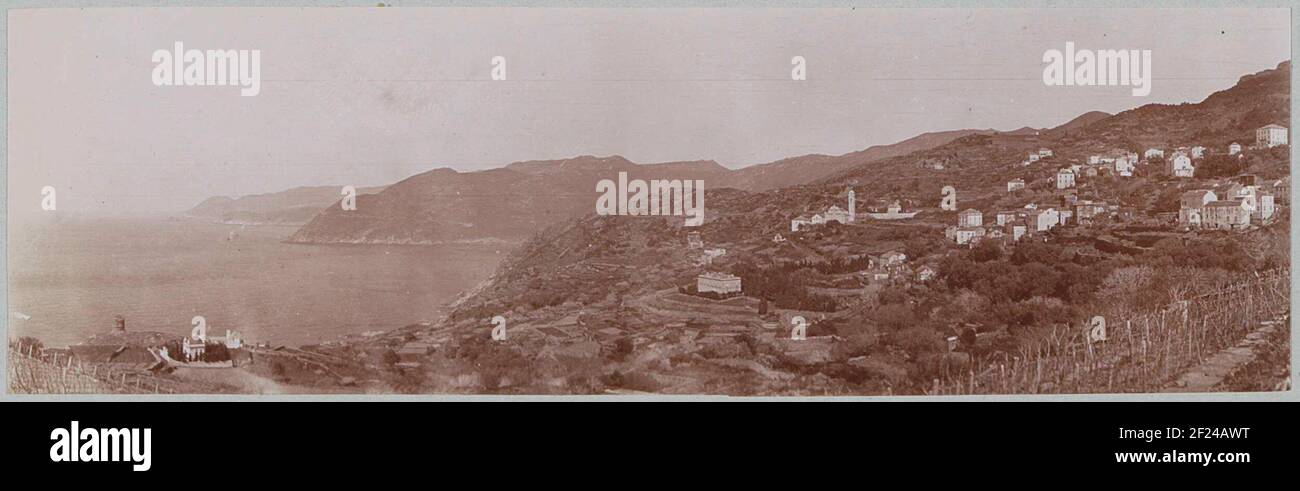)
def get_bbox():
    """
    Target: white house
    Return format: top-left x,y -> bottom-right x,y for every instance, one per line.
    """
958,209 -> 983,228
1056,168 -> 1076,189
1038,148 -> 1053,158
951,226 -> 986,246
1228,185 -> 1276,221
1144,148 -> 1164,159
1229,142 -> 1242,155
1203,200 -> 1252,230
1168,152 -> 1194,178
1115,156 -> 1136,177
686,231 -> 703,249
916,266 -> 938,282
1007,178 -> 1025,192
1256,124 -> 1288,148
995,210 -> 1021,226
1027,208 -> 1060,232
697,271 -> 742,295
1008,223 -> 1028,241
1190,146 -> 1206,159
1178,189 -> 1217,227
823,205 -> 852,224
206,329 -> 243,349
880,250 -> 908,266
